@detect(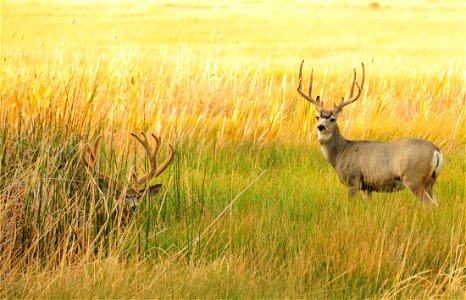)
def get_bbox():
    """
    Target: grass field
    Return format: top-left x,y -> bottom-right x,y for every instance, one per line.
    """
1,0 -> 465,298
